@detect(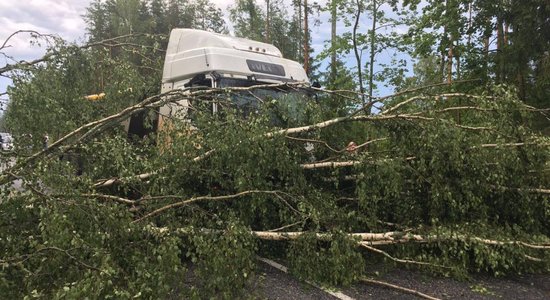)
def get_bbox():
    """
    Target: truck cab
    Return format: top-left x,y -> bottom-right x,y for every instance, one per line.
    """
155,29 -> 310,132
